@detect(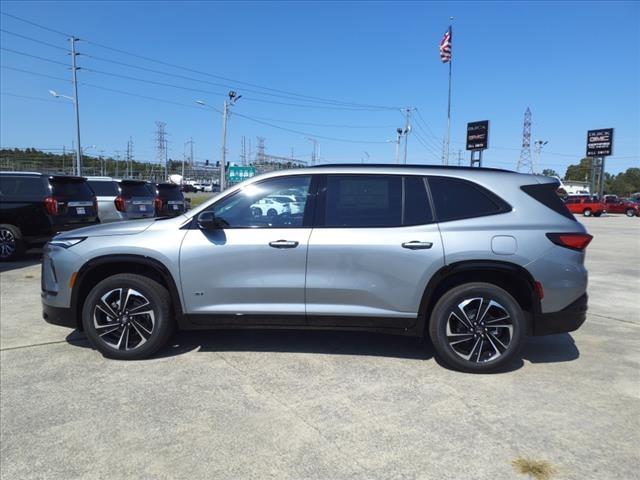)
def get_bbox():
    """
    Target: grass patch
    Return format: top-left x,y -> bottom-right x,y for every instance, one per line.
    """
512,457 -> 556,480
